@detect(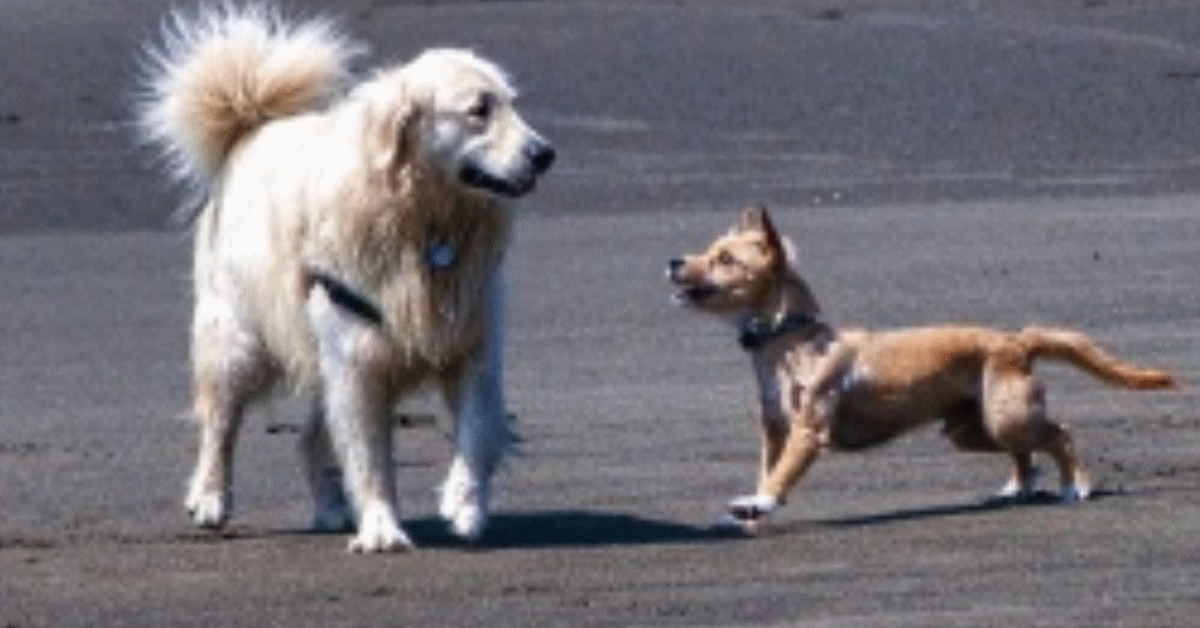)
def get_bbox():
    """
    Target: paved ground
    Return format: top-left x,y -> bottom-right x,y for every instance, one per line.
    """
1,1 -> 1199,626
